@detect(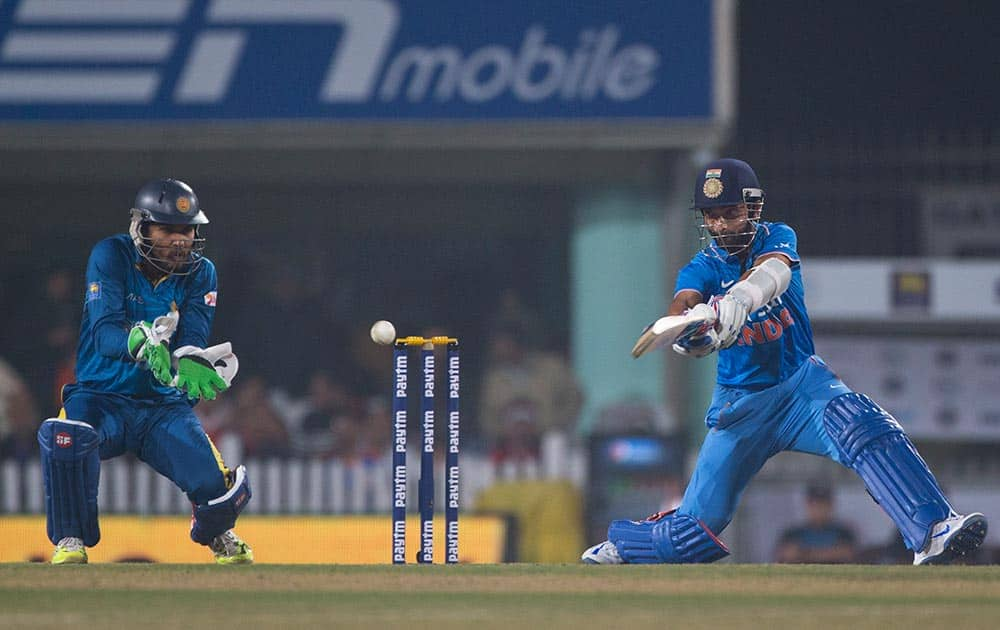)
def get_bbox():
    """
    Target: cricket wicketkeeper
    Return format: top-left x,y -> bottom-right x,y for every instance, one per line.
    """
39,178 -> 252,565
